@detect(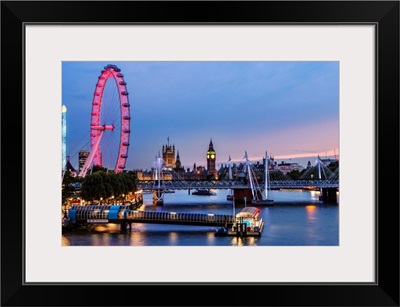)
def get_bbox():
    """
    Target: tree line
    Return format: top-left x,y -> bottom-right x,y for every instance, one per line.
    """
62,166 -> 137,205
